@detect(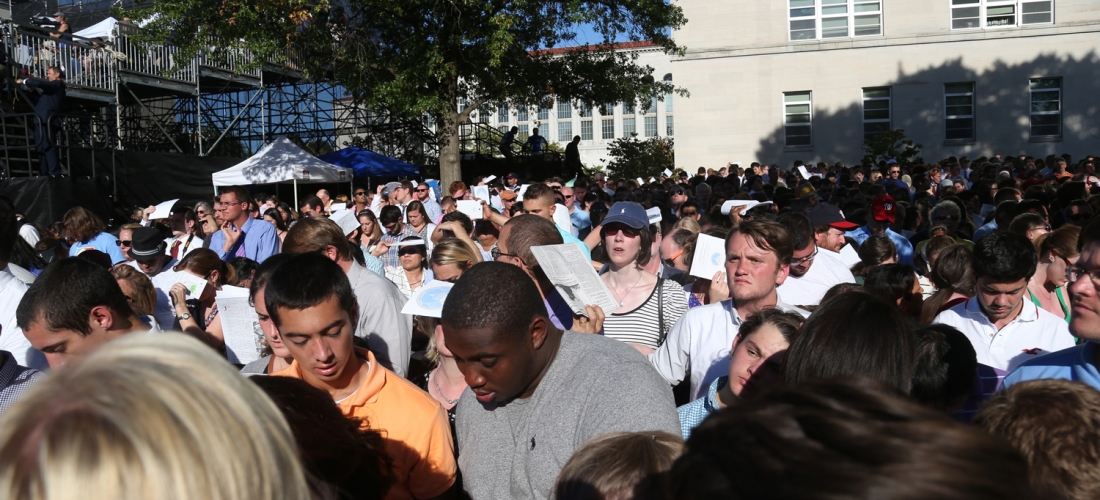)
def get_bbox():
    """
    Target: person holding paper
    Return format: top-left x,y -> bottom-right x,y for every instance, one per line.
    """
648,219 -> 809,400
283,217 -> 413,378
209,187 -> 280,264
385,237 -> 433,299
17,259 -> 155,369
168,249 -> 236,350
598,203 -> 688,356
265,253 -> 457,499
378,206 -> 420,269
